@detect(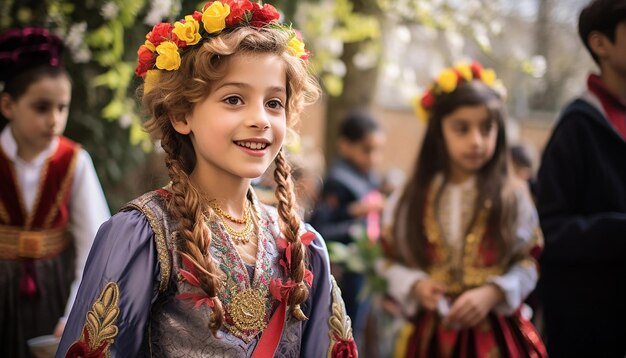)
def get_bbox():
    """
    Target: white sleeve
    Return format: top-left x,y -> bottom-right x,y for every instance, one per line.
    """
376,260 -> 427,316
487,187 -> 540,316
62,149 -> 111,321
